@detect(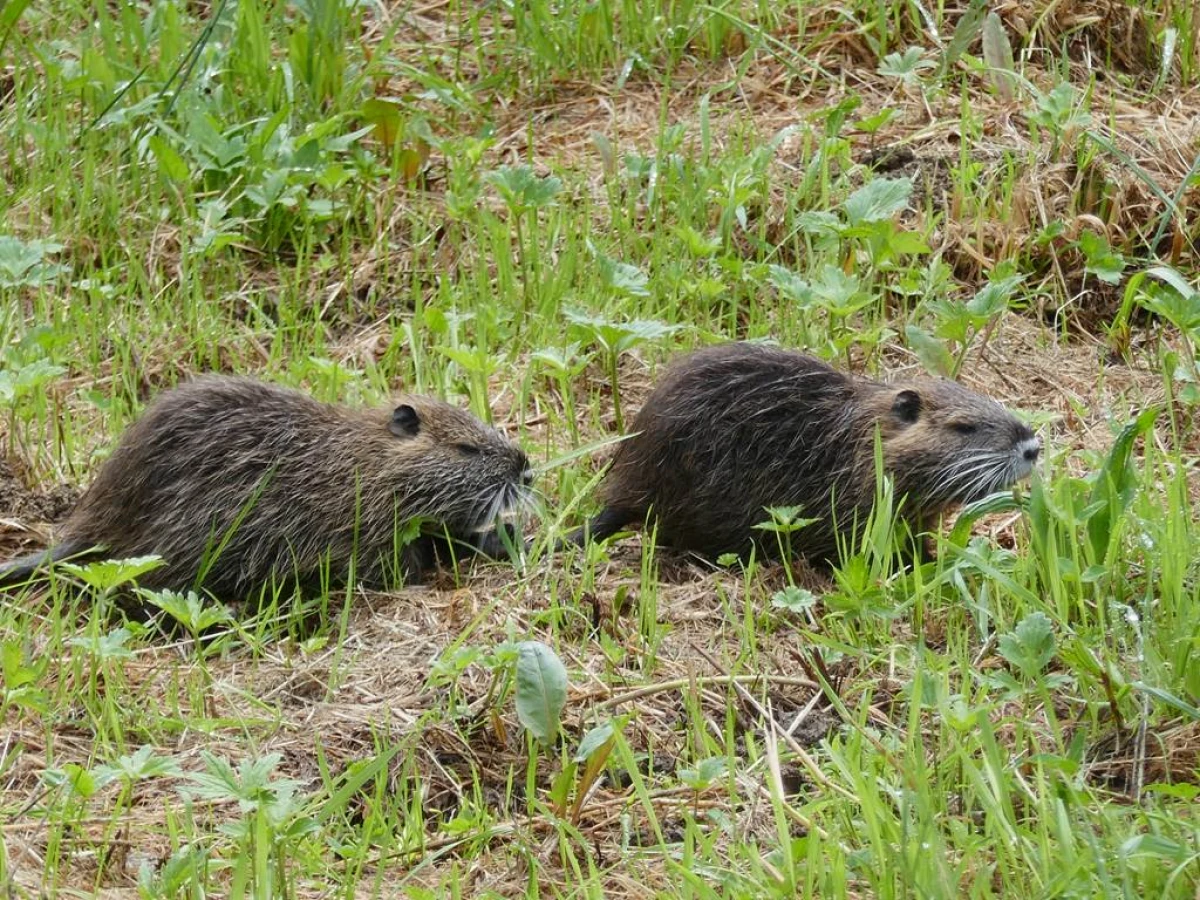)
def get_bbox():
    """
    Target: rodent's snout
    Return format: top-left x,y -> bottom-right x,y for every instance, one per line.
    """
513,450 -> 535,487
1016,435 -> 1041,464
1011,420 -> 1040,463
